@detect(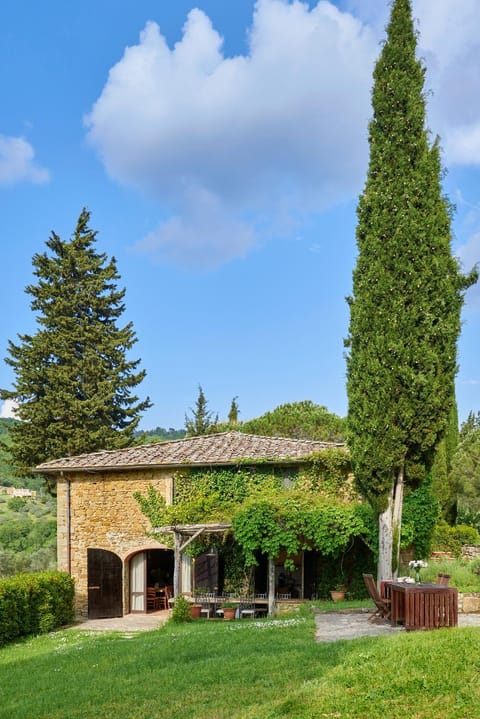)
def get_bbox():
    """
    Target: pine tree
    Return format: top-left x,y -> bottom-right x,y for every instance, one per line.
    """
1,209 -> 151,476
185,385 -> 217,436
345,0 -> 477,582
